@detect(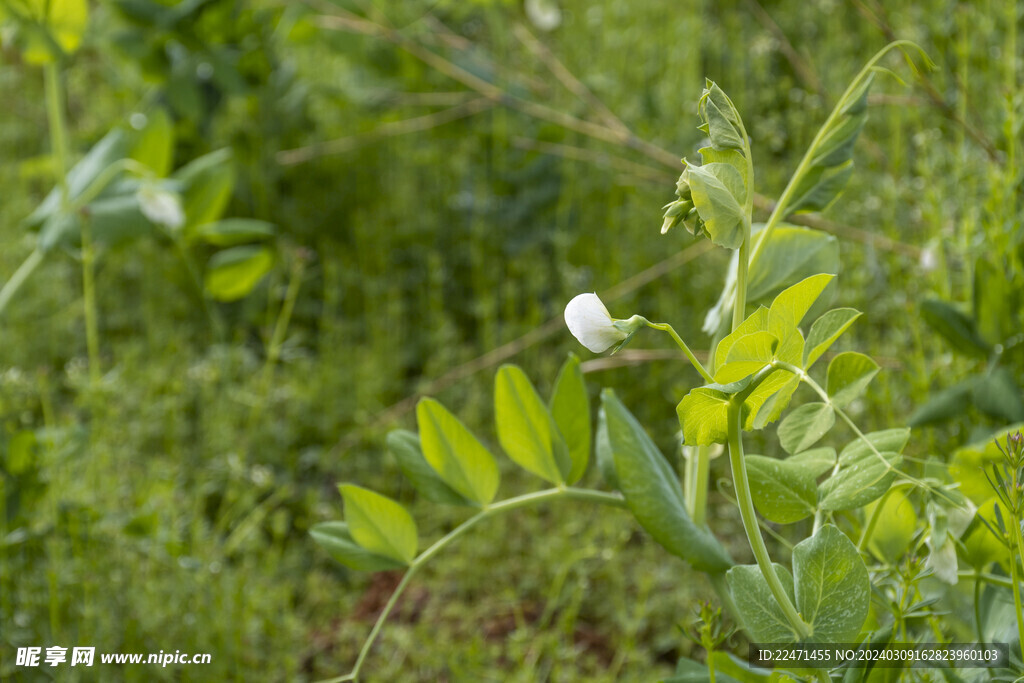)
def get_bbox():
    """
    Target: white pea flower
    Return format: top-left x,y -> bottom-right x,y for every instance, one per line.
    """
525,0 -> 561,31
919,245 -> 938,272
564,293 -> 632,353
136,186 -> 185,230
